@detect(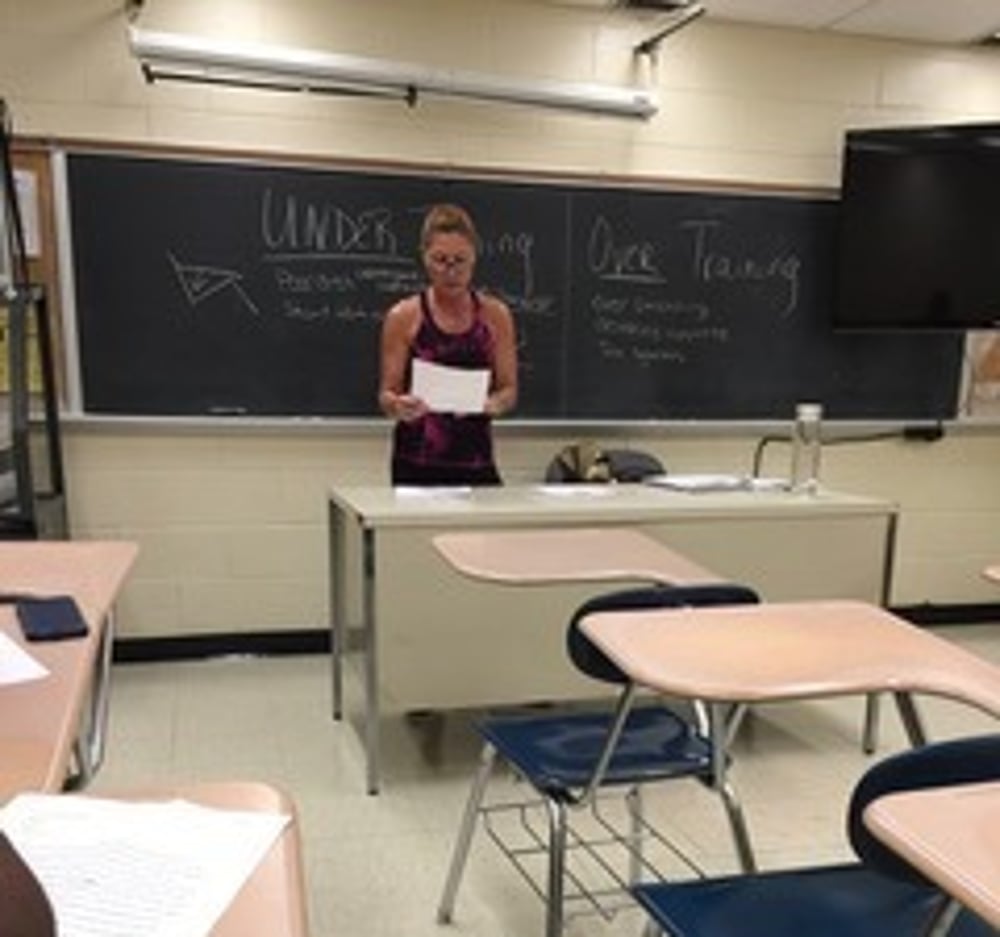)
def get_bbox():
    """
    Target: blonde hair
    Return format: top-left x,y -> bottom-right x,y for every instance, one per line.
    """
420,203 -> 480,253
